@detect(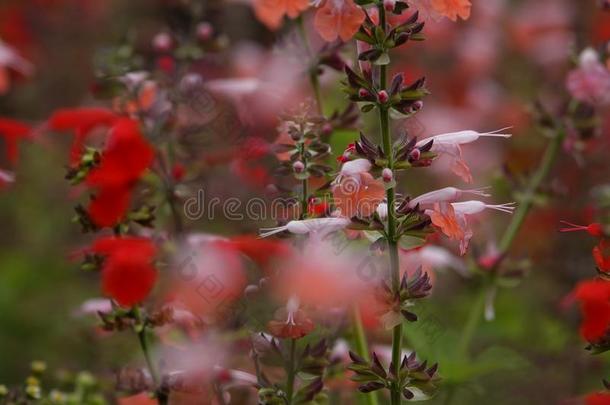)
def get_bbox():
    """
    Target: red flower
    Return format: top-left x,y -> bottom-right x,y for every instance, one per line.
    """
48,107 -> 118,164
91,236 -> 157,307
572,279 -> 610,342
0,117 -> 31,165
86,118 -> 154,227
594,239 -> 610,273
586,392 -> 610,405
